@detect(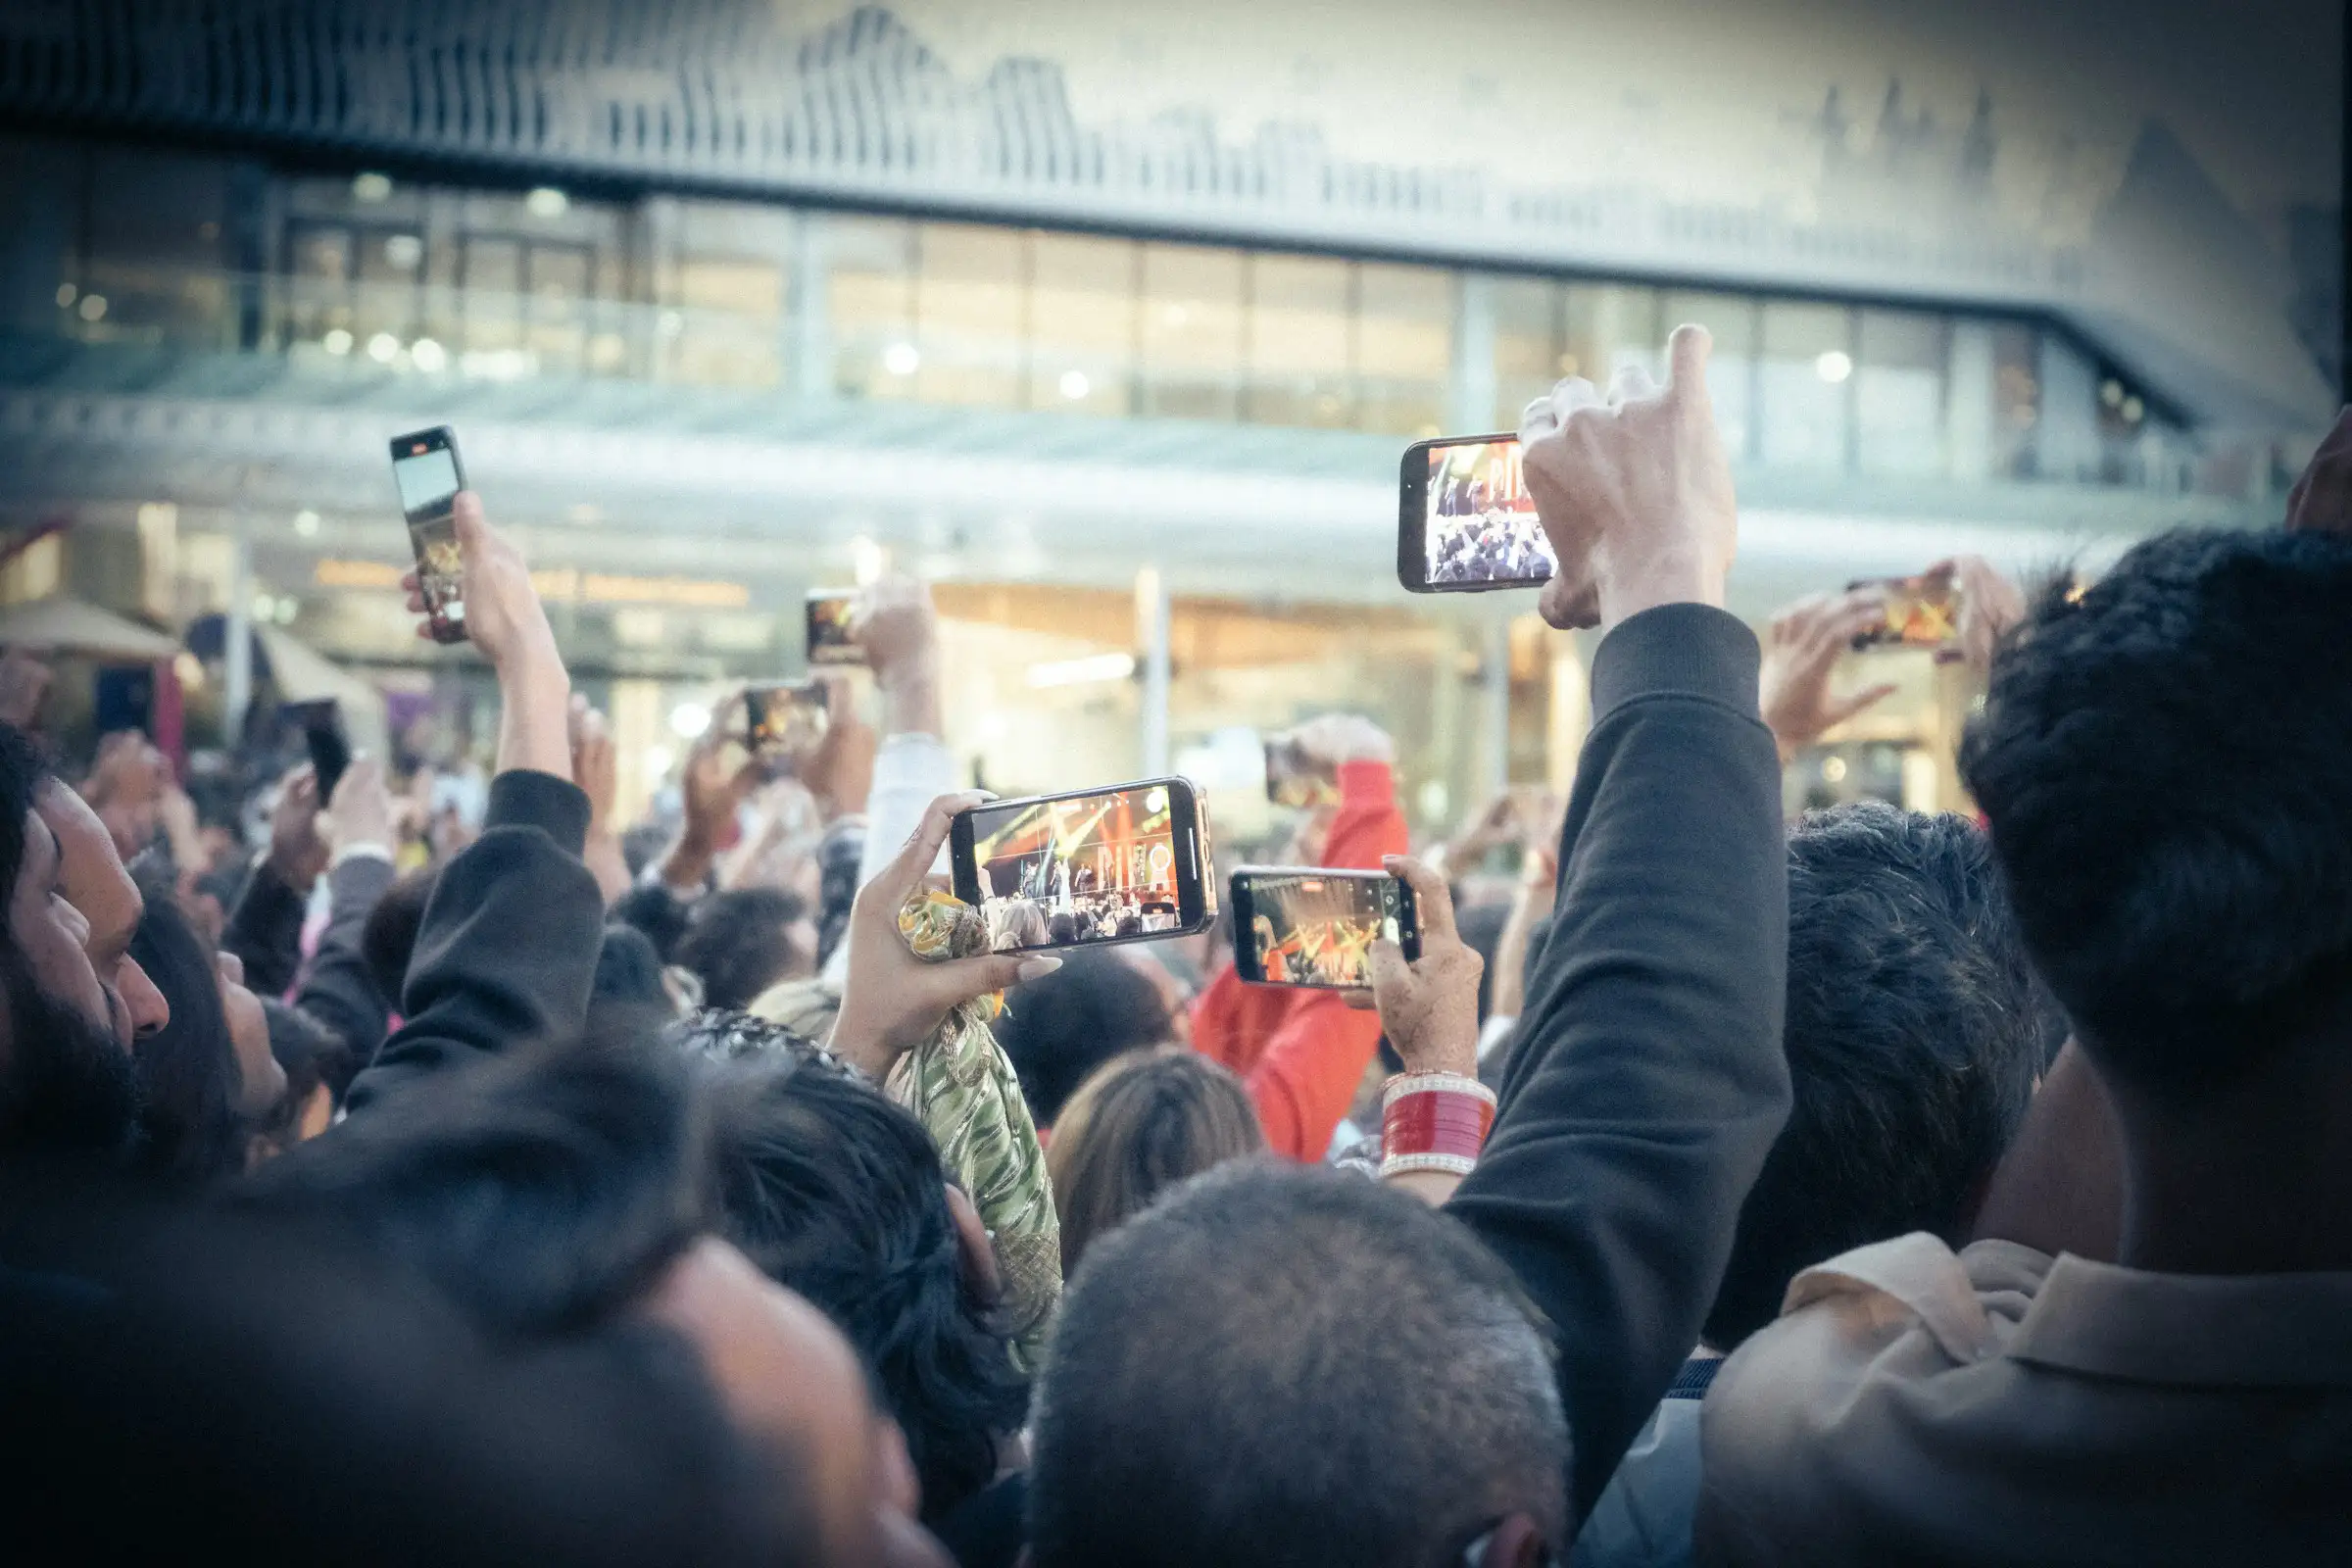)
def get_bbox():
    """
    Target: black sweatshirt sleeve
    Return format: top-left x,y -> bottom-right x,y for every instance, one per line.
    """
220,859 -> 307,1001
294,854 -> 397,1064
342,771 -> 599,1116
1445,603 -> 1790,1522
